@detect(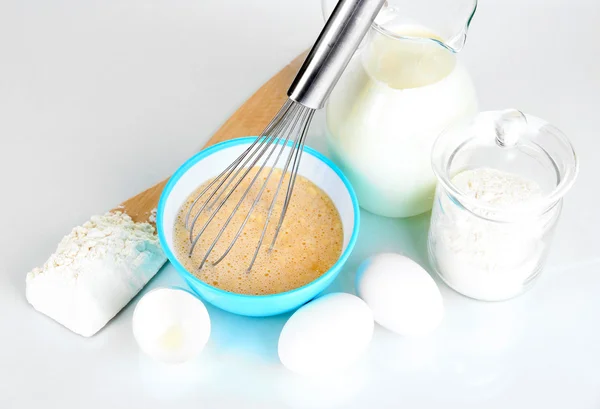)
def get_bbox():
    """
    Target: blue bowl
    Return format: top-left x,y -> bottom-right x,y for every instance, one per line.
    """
157,137 -> 360,317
